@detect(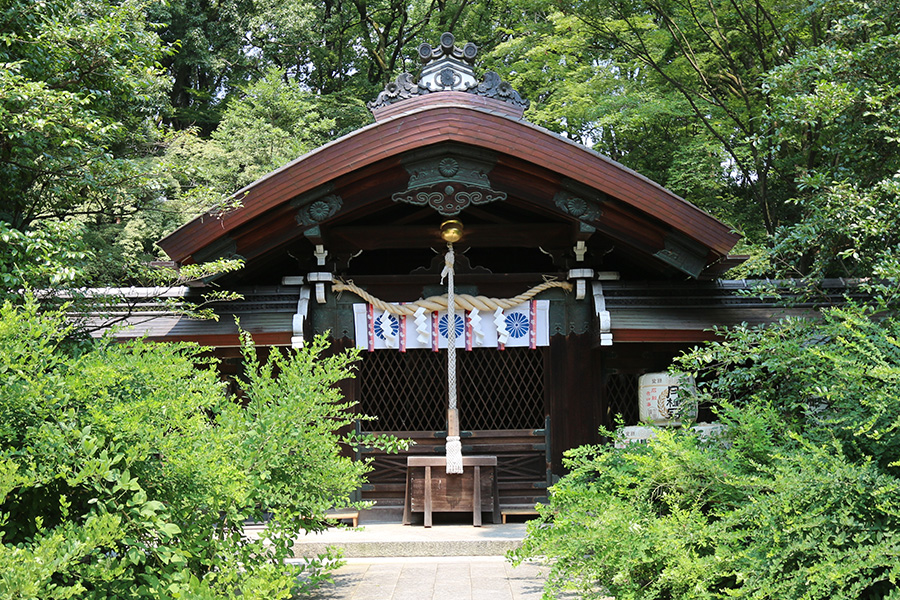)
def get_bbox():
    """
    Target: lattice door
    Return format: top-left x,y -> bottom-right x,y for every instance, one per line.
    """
358,348 -> 546,431
357,350 -> 446,431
